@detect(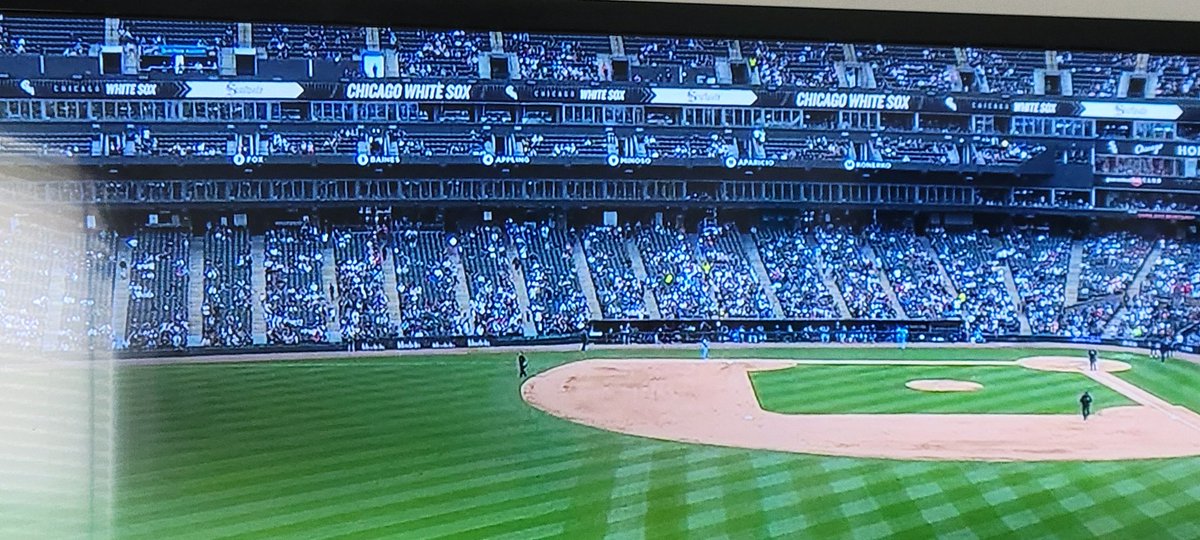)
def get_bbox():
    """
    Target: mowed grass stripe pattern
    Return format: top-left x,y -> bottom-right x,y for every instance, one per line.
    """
750,365 -> 1132,414
116,349 -> 1200,539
